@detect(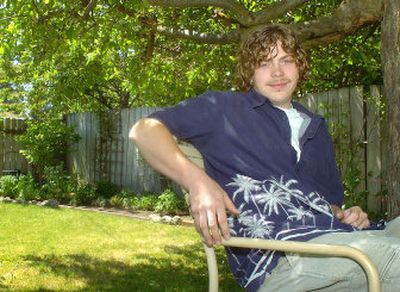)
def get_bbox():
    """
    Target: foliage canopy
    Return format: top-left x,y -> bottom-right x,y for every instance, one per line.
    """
0,0 -> 382,117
